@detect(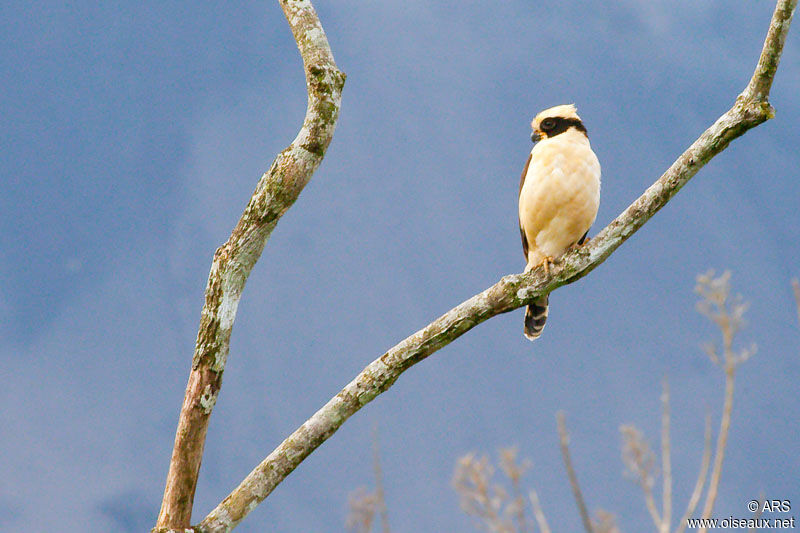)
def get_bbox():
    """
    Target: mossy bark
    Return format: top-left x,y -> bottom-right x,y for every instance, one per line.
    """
196,1 -> 796,531
154,0 -> 345,530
